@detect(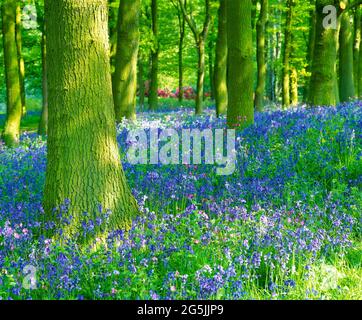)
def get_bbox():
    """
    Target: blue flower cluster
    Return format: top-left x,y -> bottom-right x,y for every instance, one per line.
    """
0,102 -> 361,300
